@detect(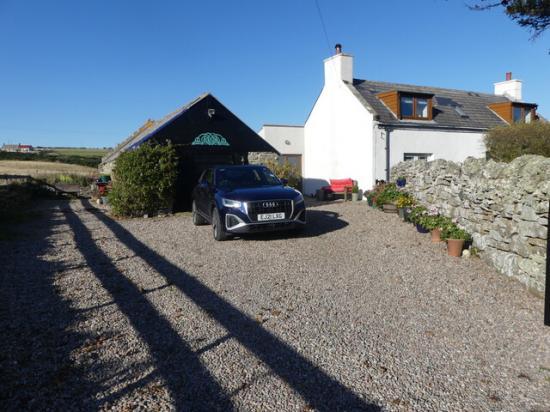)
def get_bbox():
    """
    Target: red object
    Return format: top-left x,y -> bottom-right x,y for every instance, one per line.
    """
322,178 -> 354,200
323,178 -> 354,193
96,182 -> 108,195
